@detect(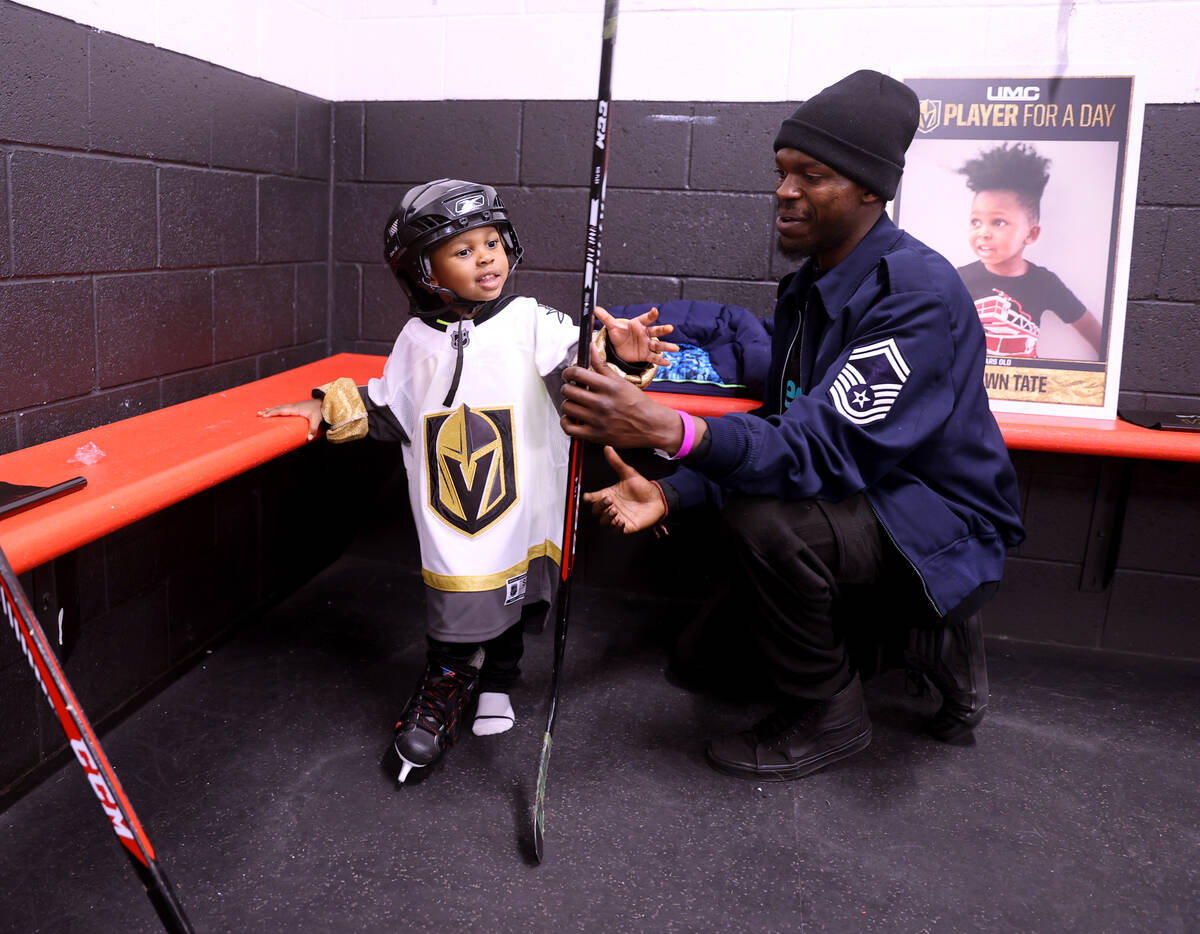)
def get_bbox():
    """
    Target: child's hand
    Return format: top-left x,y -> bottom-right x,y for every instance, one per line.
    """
596,305 -> 679,368
258,398 -> 323,440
